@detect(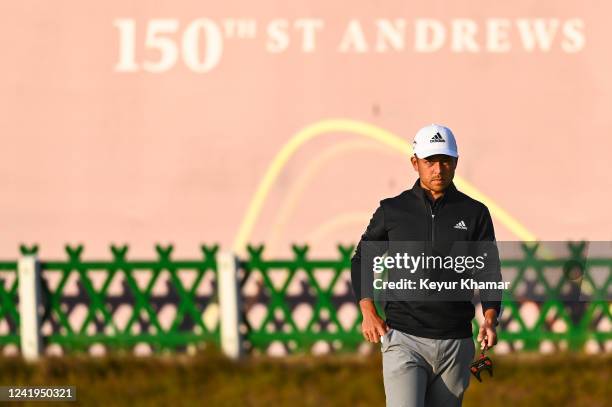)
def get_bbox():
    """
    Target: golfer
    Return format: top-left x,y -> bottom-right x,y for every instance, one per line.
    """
350,124 -> 501,407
